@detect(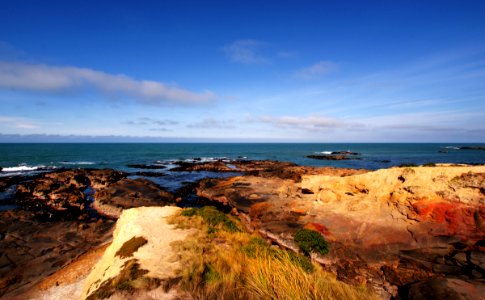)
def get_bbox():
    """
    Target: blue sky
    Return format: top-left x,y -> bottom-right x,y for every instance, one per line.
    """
1,0 -> 485,142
